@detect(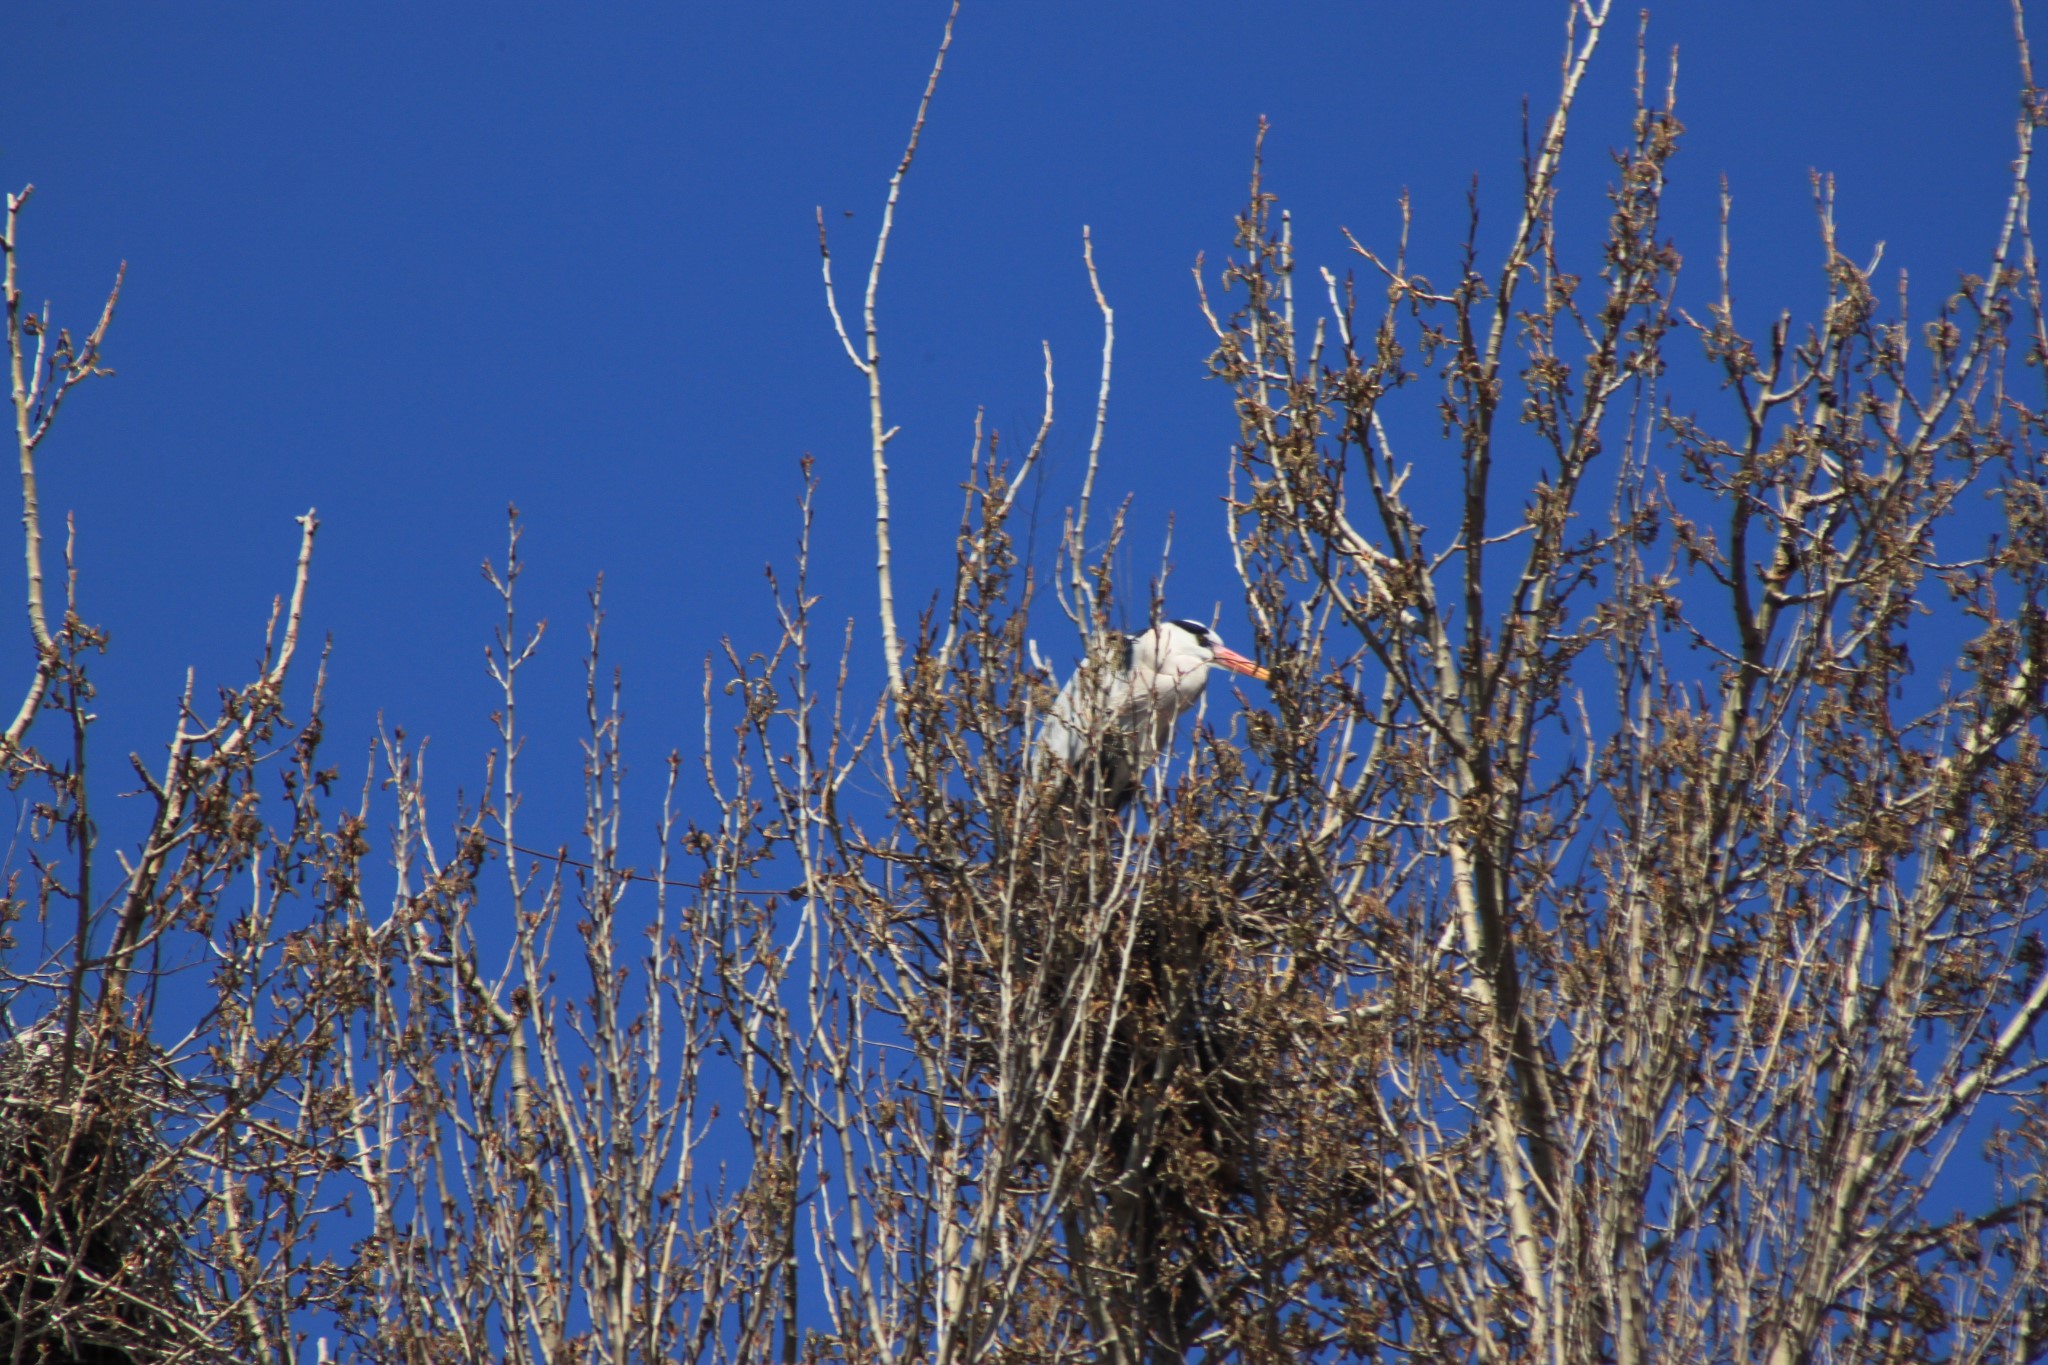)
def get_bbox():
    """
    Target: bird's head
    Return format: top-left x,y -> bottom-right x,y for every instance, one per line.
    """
1149,618 -> 1271,683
